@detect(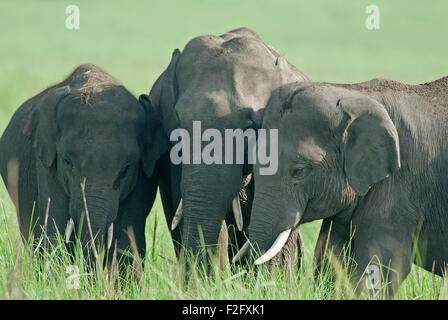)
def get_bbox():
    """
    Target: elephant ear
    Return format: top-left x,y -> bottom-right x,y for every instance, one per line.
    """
139,94 -> 171,177
140,49 -> 181,177
156,48 -> 181,135
338,96 -> 401,196
23,86 -> 71,168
